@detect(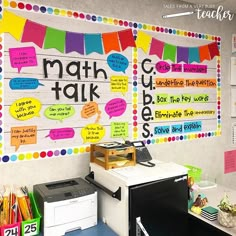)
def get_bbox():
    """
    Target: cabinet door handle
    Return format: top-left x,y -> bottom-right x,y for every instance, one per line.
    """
174,176 -> 187,182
